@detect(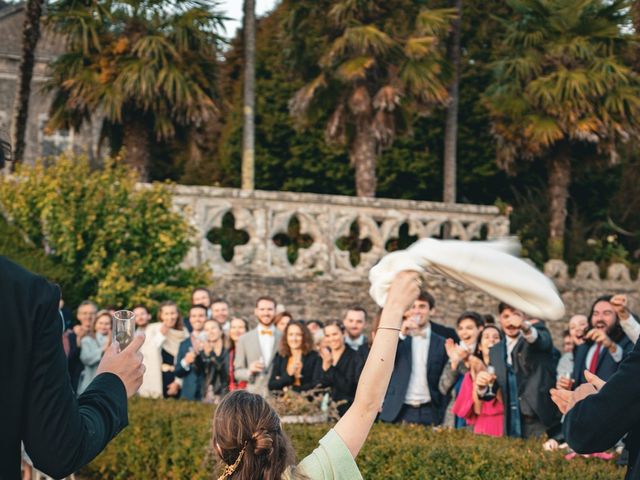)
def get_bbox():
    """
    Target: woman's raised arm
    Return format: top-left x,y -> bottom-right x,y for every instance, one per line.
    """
334,271 -> 420,458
